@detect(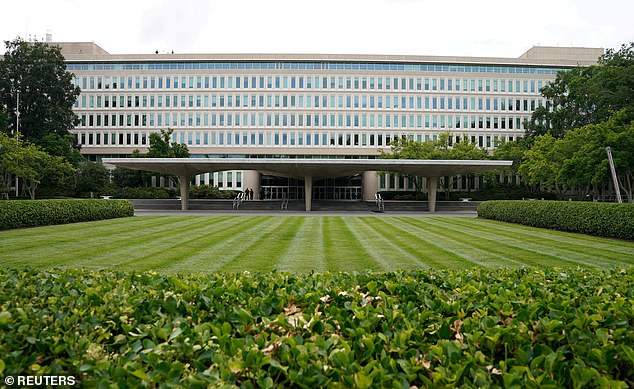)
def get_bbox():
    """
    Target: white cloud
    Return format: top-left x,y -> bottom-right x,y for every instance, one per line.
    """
1,0 -> 632,56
